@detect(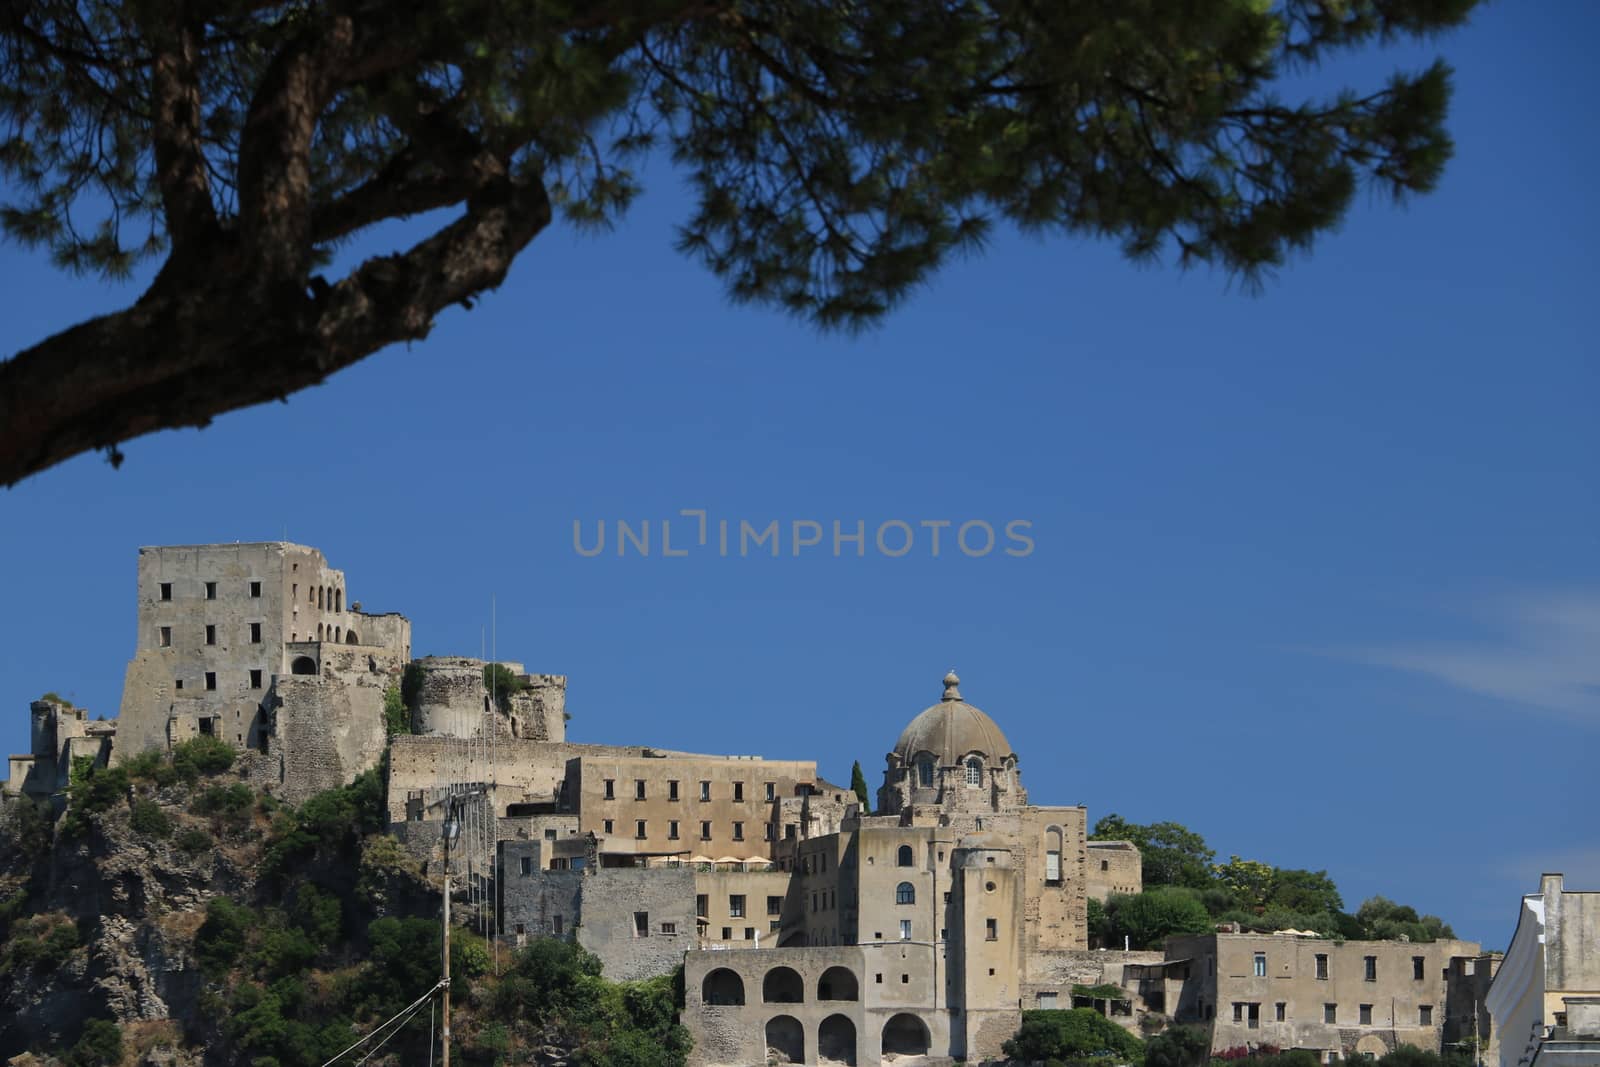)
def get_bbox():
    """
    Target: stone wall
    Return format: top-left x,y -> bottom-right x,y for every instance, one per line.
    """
1087,839 -> 1143,900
